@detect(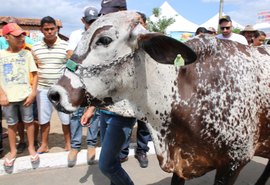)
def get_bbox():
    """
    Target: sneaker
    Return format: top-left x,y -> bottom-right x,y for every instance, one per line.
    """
67,149 -> 79,168
87,148 -> 96,165
17,142 -> 27,154
135,152 -> 148,168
